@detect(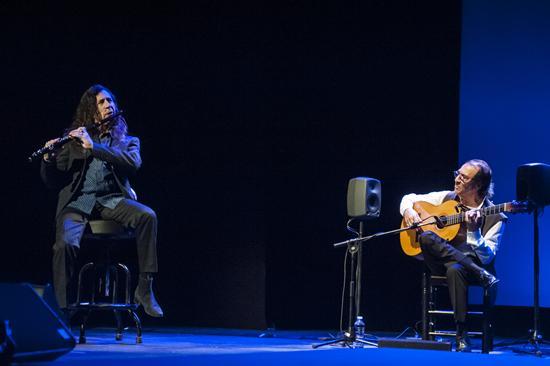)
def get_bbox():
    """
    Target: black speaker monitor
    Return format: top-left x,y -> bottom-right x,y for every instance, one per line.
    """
378,338 -> 452,351
347,177 -> 381,219
516,163 -> 550,207
0,283 -> 75,362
